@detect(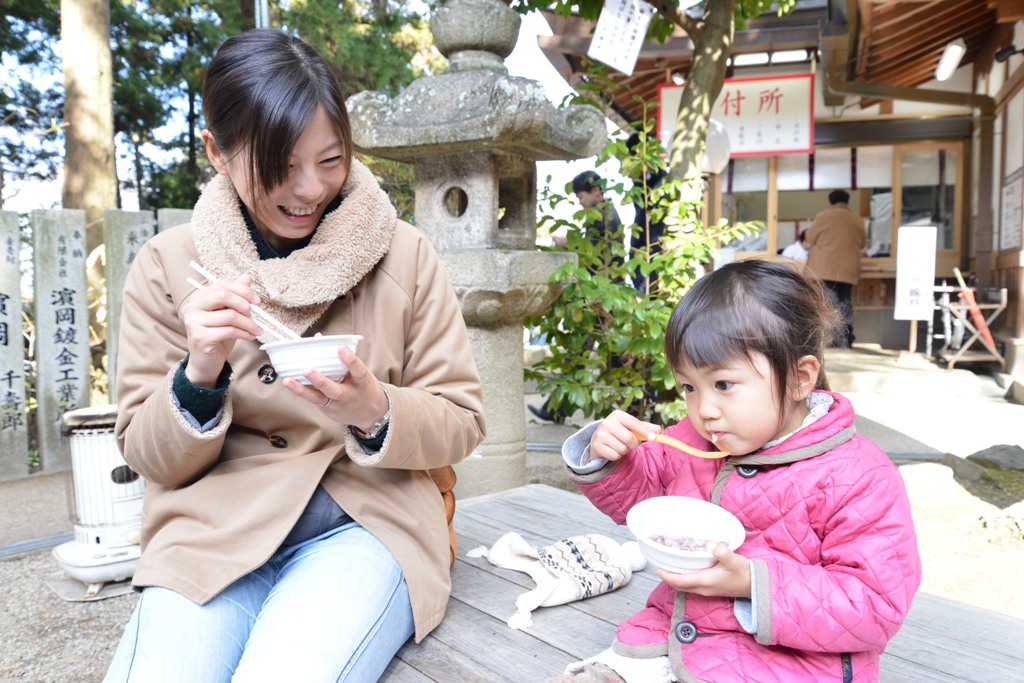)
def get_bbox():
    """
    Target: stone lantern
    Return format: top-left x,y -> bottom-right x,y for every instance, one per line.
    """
347,0 -> 606,497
